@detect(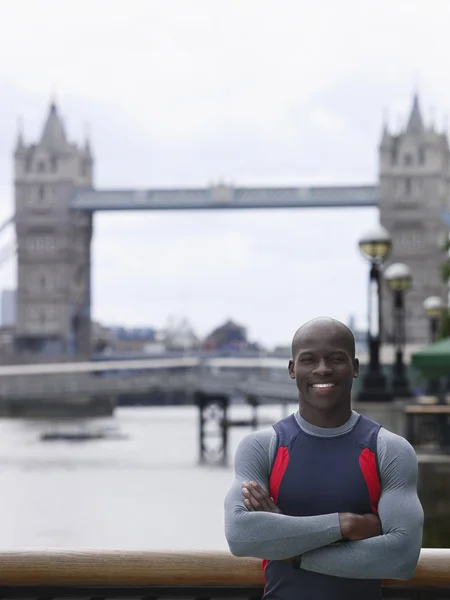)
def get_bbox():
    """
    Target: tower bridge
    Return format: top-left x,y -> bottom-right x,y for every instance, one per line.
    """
3,94 -> 449,364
